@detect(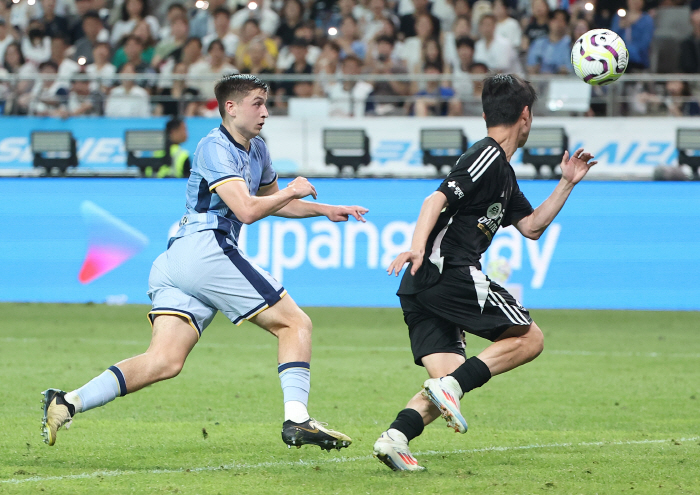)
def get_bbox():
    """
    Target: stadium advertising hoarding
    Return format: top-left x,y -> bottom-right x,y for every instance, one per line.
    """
0,117 -> 697,178
1,178 -> 698,310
